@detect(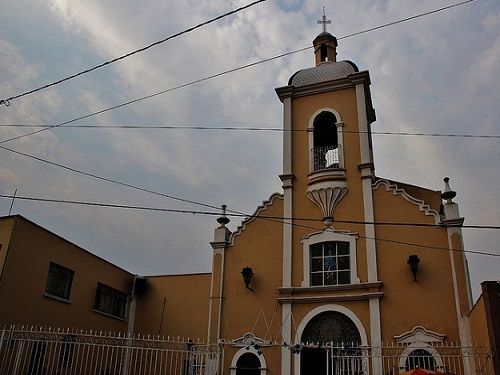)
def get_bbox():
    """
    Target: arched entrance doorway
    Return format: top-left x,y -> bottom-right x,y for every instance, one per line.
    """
300,311 -> 362,375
